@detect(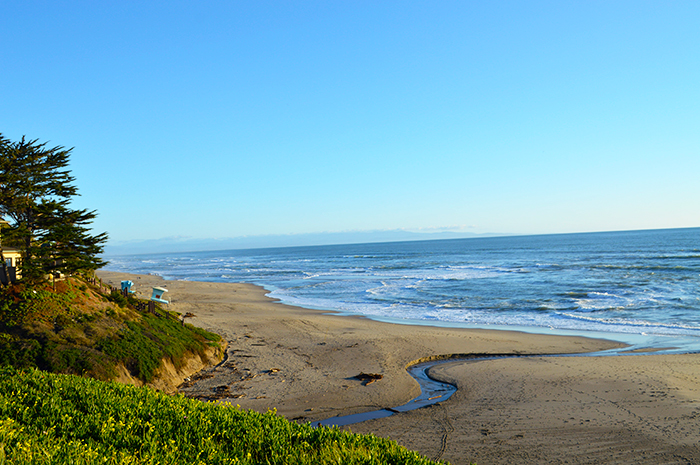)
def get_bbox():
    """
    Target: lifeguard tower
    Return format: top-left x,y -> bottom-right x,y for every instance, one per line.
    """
151,287 -> 169,304
121,280 -> 135,294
